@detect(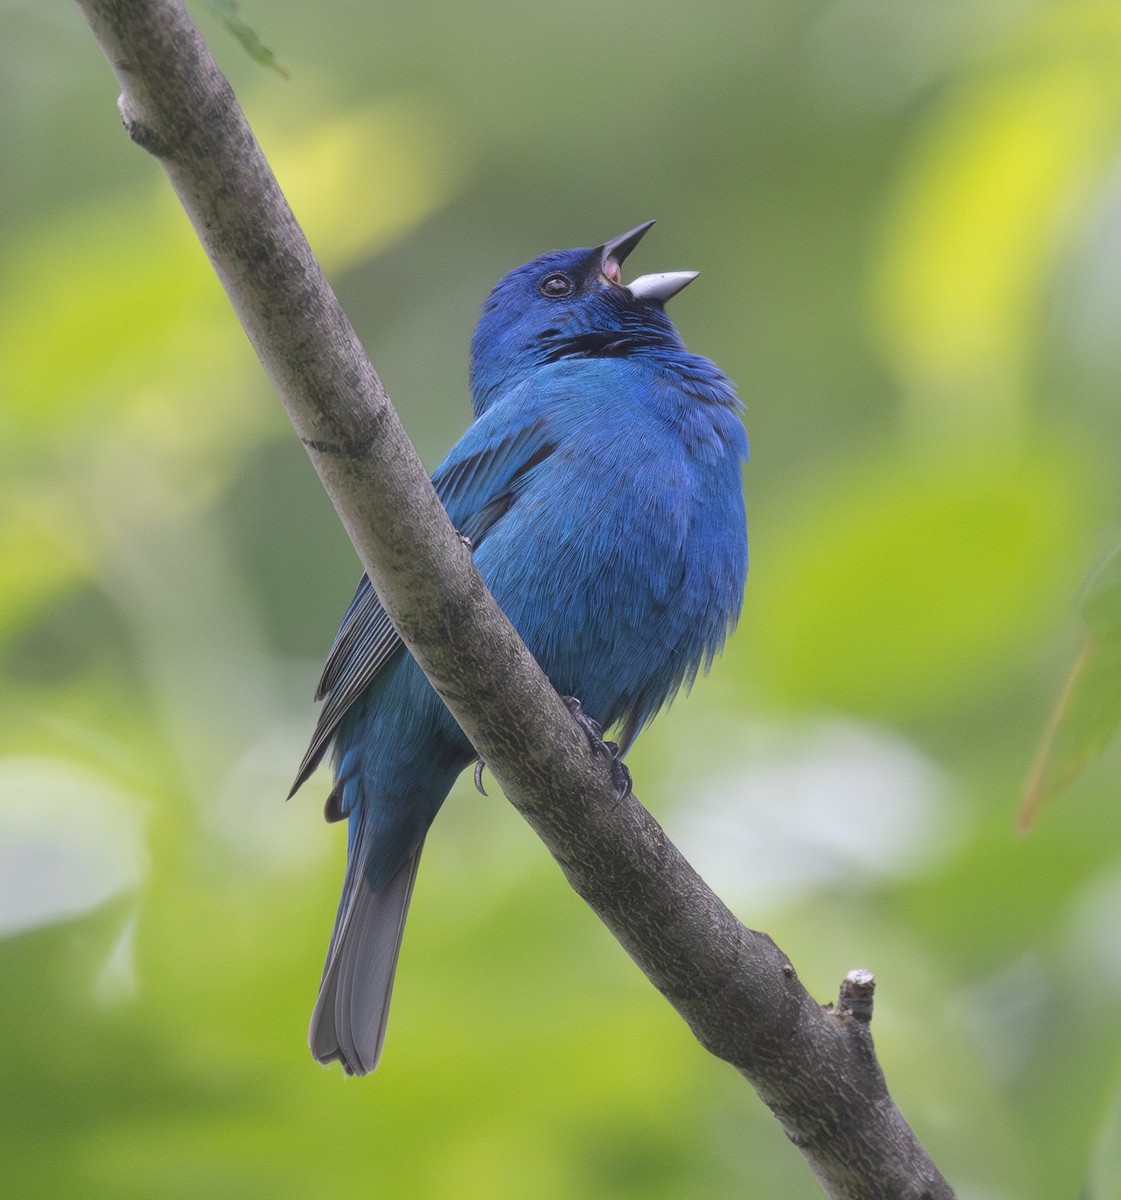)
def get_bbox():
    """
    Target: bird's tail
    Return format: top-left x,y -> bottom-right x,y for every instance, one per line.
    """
309,842 -> 422,1075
